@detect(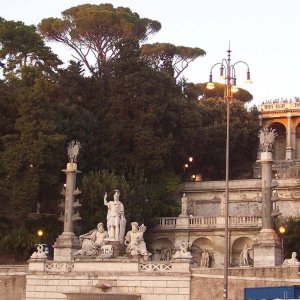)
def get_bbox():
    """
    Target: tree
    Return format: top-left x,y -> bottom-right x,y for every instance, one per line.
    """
79,169 -> 180,234
38,4 -> 161,75
0,66 -> 67,223
0,18 -> 61,78
196,97 -> 260,179
0,227 -> 36,261
277,217 -> 300,260
94,40 -> 203,176
141,43 -> 206,79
